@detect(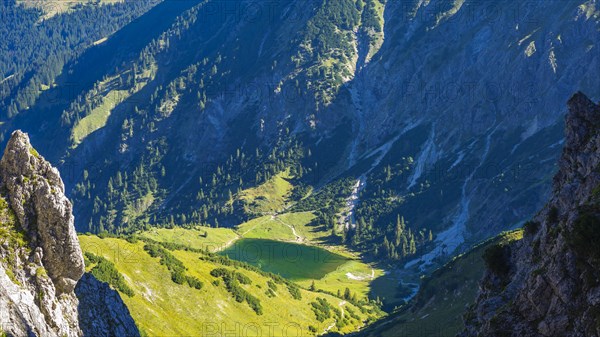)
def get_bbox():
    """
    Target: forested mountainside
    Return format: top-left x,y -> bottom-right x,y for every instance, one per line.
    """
0,131 -> 384,336
2,0 -> 600,283
0,0 -> 160,121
